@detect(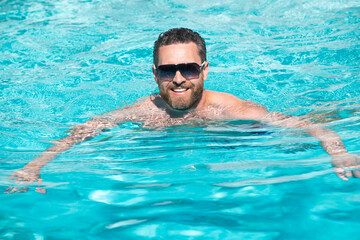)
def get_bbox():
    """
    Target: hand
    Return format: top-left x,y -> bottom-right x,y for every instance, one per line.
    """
5,166 -> 46,194
331,153 -> 360,181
